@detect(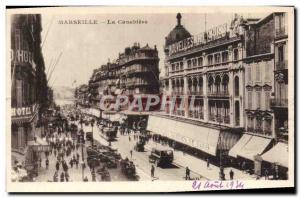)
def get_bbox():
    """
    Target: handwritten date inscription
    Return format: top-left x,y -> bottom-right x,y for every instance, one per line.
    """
192,180 -> 244,190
